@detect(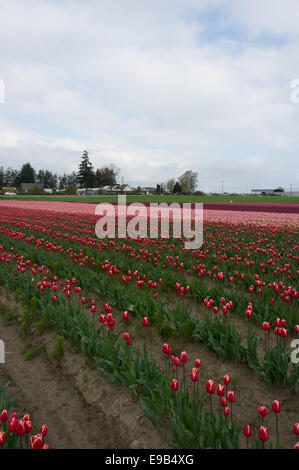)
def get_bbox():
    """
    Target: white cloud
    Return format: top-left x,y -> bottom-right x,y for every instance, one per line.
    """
0,0 -> 298,191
